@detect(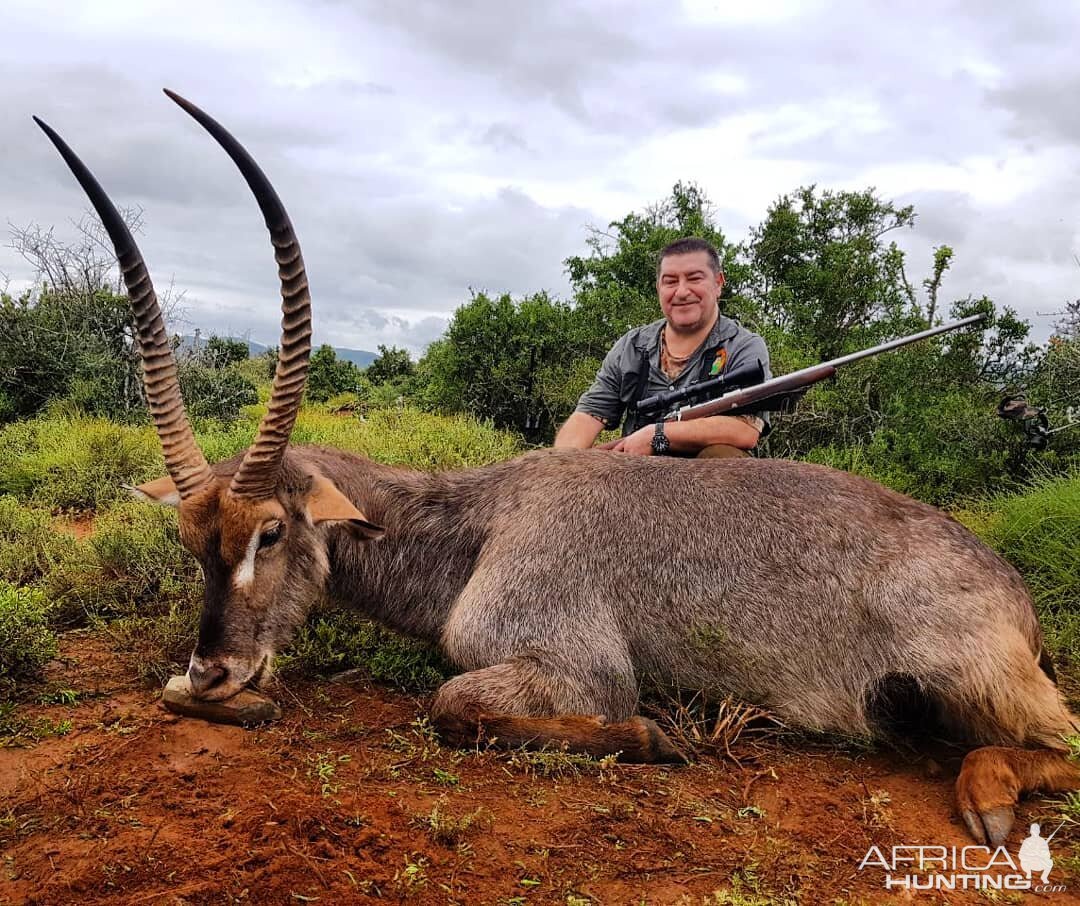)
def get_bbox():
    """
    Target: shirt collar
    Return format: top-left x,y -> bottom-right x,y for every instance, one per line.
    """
633,311 -> 740,351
